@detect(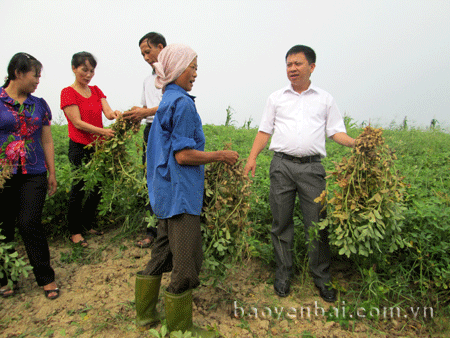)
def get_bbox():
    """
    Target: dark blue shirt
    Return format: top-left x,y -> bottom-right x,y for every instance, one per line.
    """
0,87 -> 52,174
147,84 -> 206,219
